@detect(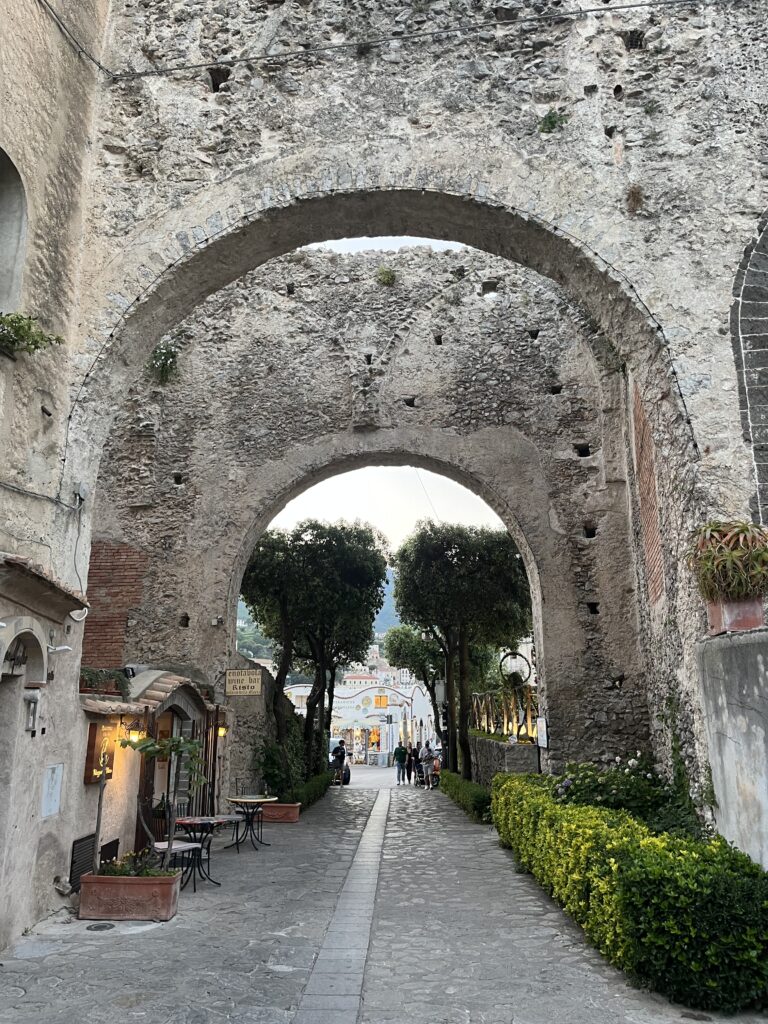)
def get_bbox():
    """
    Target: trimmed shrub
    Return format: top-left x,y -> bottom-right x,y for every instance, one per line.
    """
441,770 -> 492,823
492,775 -> 768,1012
296,771 -> 333,811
